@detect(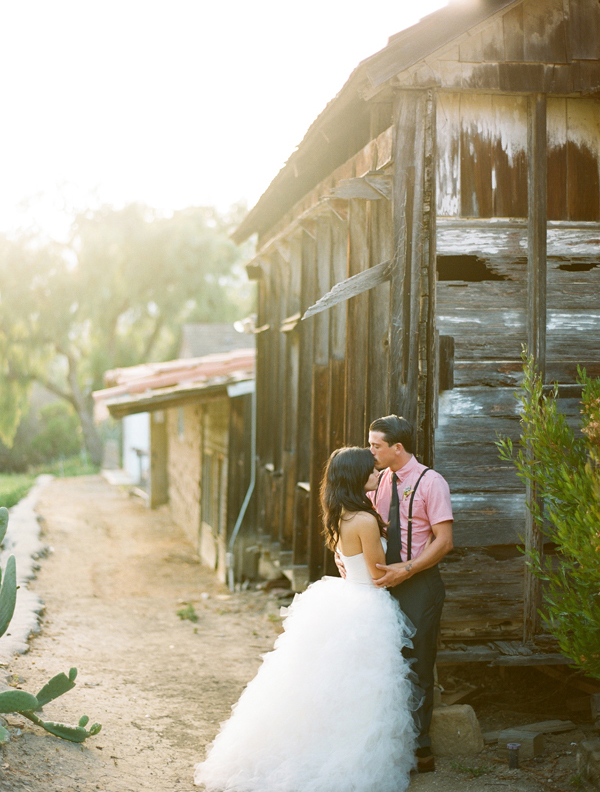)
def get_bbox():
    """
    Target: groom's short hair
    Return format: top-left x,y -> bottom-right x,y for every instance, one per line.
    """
369,415 -> 414,453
